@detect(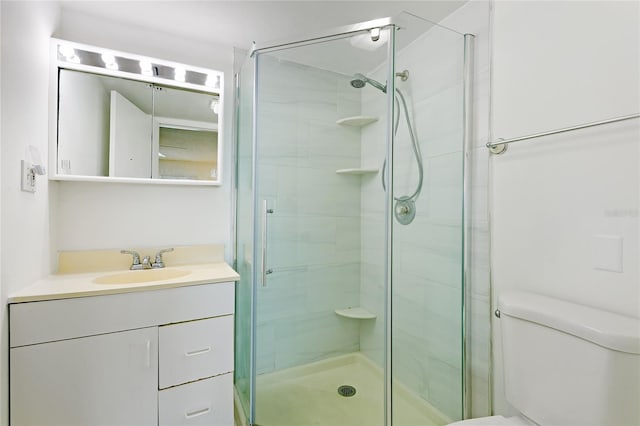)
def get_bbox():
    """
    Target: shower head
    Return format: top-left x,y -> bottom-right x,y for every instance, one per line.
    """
350,75 -> 367,89
350,73 -> 387,93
